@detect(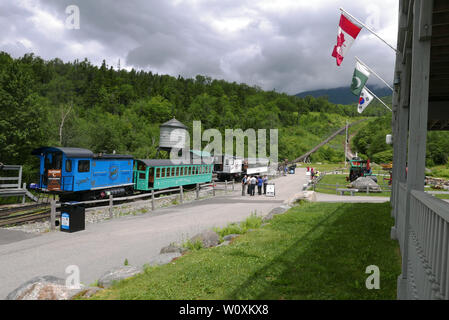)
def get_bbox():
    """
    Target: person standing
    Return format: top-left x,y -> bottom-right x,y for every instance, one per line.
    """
250,176 -> 257,196
263,176 -> 268,195
257,176 -> 263,195
241,175 -> 247,196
